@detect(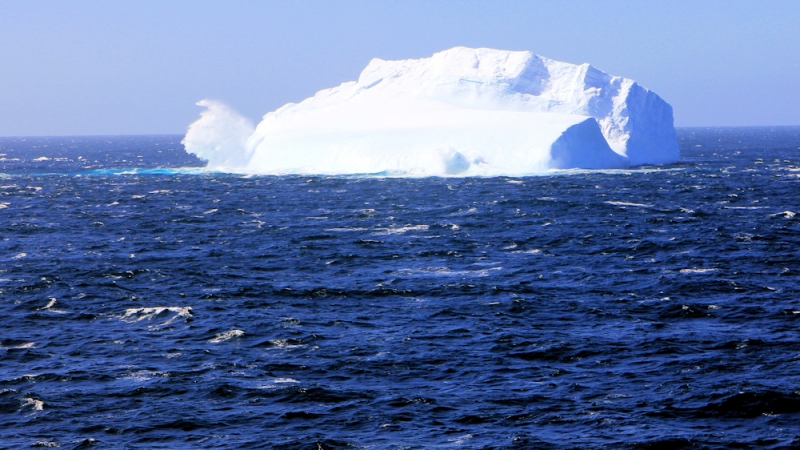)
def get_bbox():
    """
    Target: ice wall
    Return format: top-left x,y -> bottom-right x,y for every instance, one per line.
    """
184,47 -> 679,175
